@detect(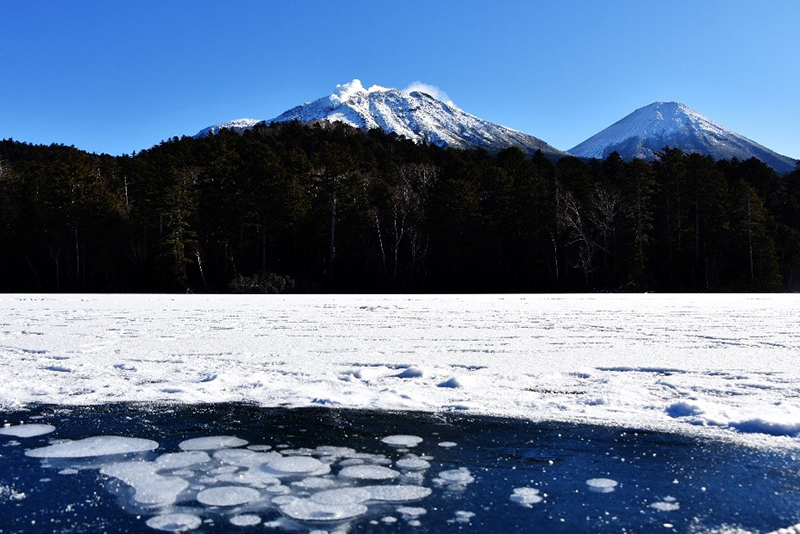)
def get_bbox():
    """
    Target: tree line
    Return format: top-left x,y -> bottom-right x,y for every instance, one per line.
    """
1,121 -> 799,293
